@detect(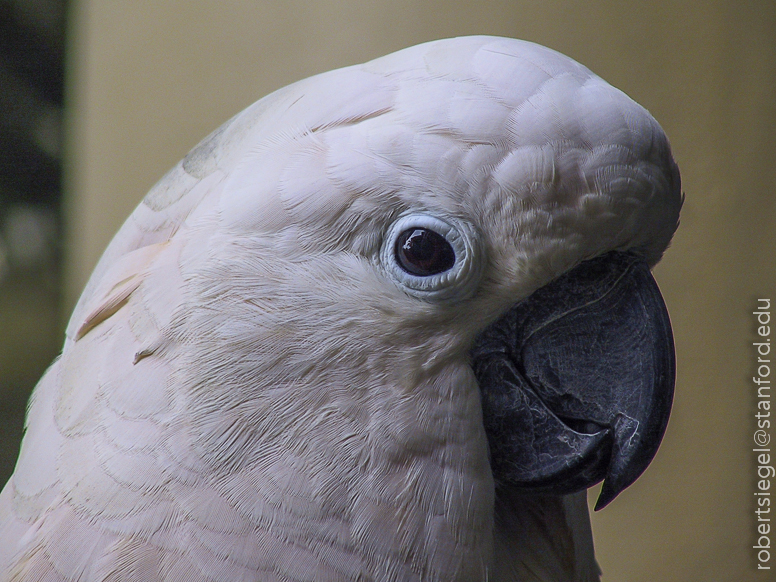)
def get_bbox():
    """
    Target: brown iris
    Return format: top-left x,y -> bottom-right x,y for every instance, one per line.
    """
395,228 -> 456,276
